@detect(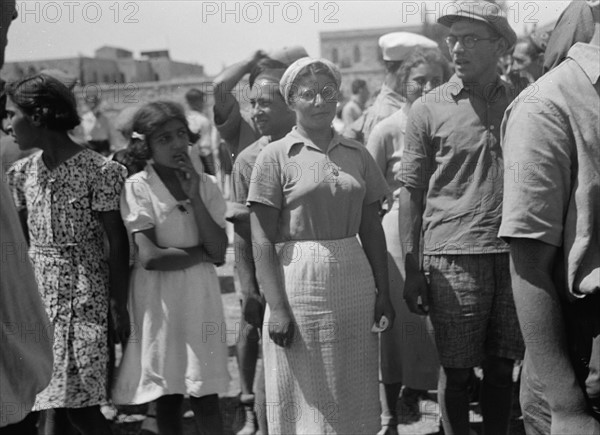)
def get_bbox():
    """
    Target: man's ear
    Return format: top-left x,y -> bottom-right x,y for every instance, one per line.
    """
496,38 -> 510,58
